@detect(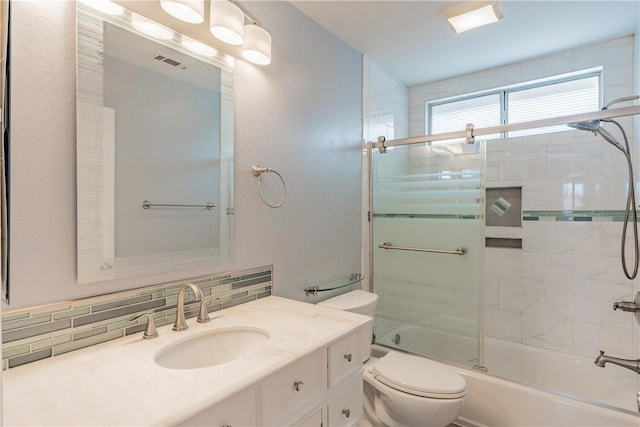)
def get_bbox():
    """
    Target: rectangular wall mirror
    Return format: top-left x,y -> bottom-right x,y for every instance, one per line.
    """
77,2 -> 234,284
